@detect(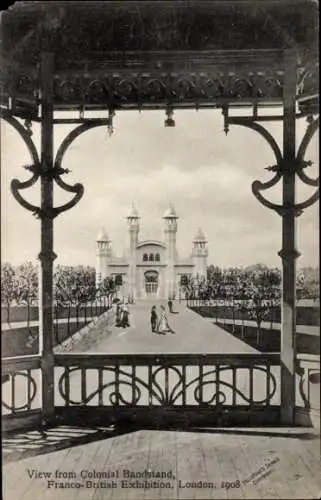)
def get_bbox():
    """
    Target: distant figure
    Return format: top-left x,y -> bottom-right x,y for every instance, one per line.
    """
158,305 -> 175,334
121,303 -> 130,328
115,303 -> 122,327
150,305 -> 158,332
168,298 -> 173,313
